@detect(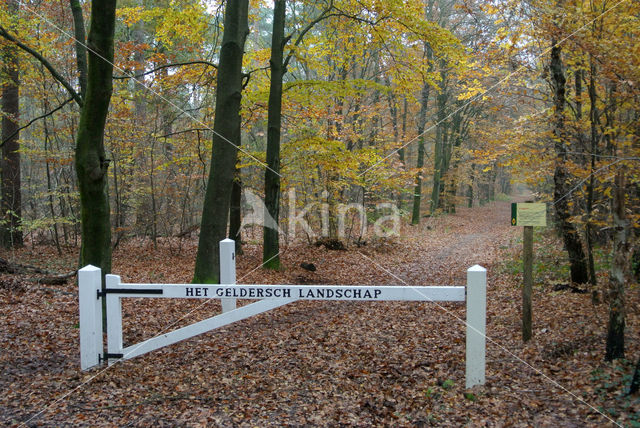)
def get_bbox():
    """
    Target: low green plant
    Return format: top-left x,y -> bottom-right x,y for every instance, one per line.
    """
589,362 -> 640,425
441,379 -> 455,390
